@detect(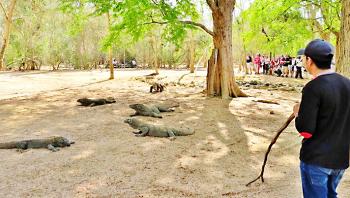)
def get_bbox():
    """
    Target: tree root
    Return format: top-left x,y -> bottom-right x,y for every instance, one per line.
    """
246,113 -> 295,186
